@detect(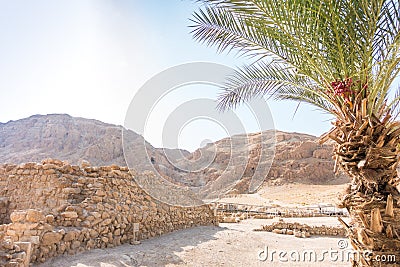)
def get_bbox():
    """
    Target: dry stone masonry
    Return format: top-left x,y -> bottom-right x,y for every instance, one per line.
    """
0,159 -> 216,266
256,218 -> 346,238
